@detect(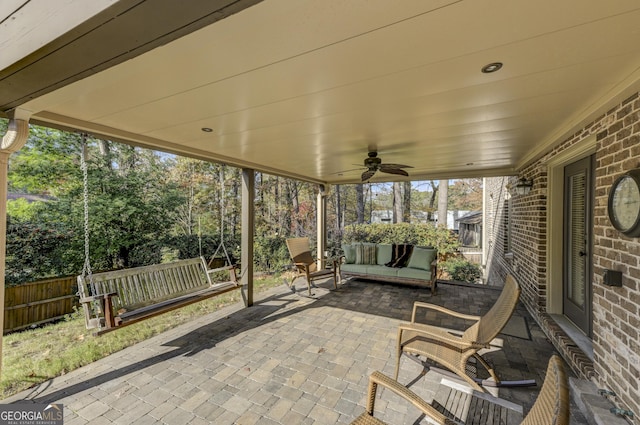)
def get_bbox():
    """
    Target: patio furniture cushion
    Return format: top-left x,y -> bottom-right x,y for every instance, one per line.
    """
386,244 -> 414,267
376,244 -> 393,265
356,243 -> 377,265
407,247 -> 437,271
343,244 -> 357,264
397,267 -> 431,280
